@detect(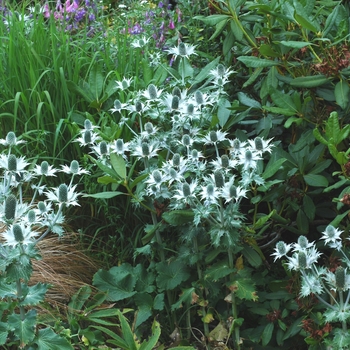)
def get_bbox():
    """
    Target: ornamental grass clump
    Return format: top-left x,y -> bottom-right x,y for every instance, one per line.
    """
273,225 -> 350,349
0,131 -> 86,349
